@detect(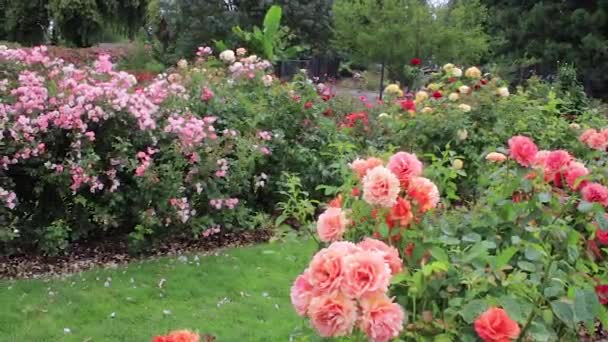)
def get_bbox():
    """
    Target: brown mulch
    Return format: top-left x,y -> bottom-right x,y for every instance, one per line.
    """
580,321 -> 608,342
0,229 -> 272,280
